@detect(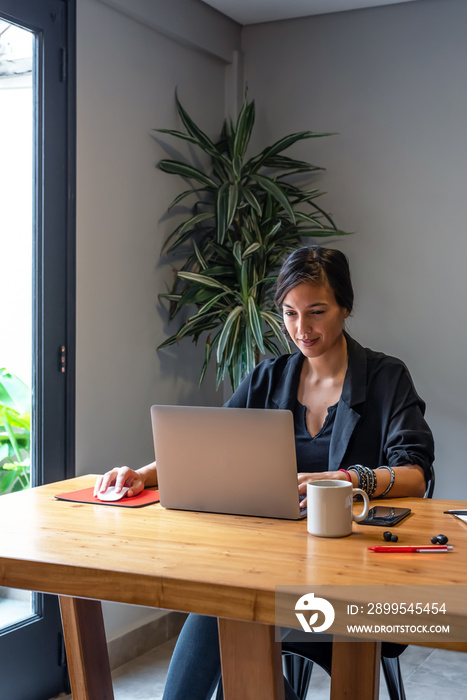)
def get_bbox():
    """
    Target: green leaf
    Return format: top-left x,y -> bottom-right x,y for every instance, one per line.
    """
203,241 -> 234,264
2,410 -> 30,431
195,292 -> 230,316
159,314 -> 221,349
172,284 -> 216,309
2,460 -> 29,472
171,212 -> 213,240
175,94 -> 228,164
232,155 -> 243,182
216,121 -> 234,160
11,470 -> 30,492
159,160 -> 216,188
216,183 -> 238,244
233,241 -> 242,266
262,311 -> 291,353
264,221 -> 282,243
247,297 -> 265,354
244,327 -> 255,376
224,314 -> 242,366
163,212 -> 213,252
250,174 -> 295,223
167,187 -> 208,210
216,361 -> 227,389
233,98 -> 255,160
159,293 -> 183,303
200,265 -> 236,279
240,187 -> 262,217
261,154 -> 324,172
0,470 -> 17,495
250,275 -> 279,290
231,355 -> 244,391
0,369 -> 30,414
295,211 -> 328,226
0,408 -> 22,462
263,336 -> 284,357
280,184 -> 321,201
198,334 -> 217,387
241,226 -> 254,246
212,157 -> 231,183
216,306 -> 243,363
264,192 -> 274,220
193,240 -> 208,270
157,333 -> 180,350
176,311 -> 220,340
177,271 -> 232,293
305,196 -> 341,229
242,242 -> 262,258
240,259 -> 250,300
250,131 -> 334,171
